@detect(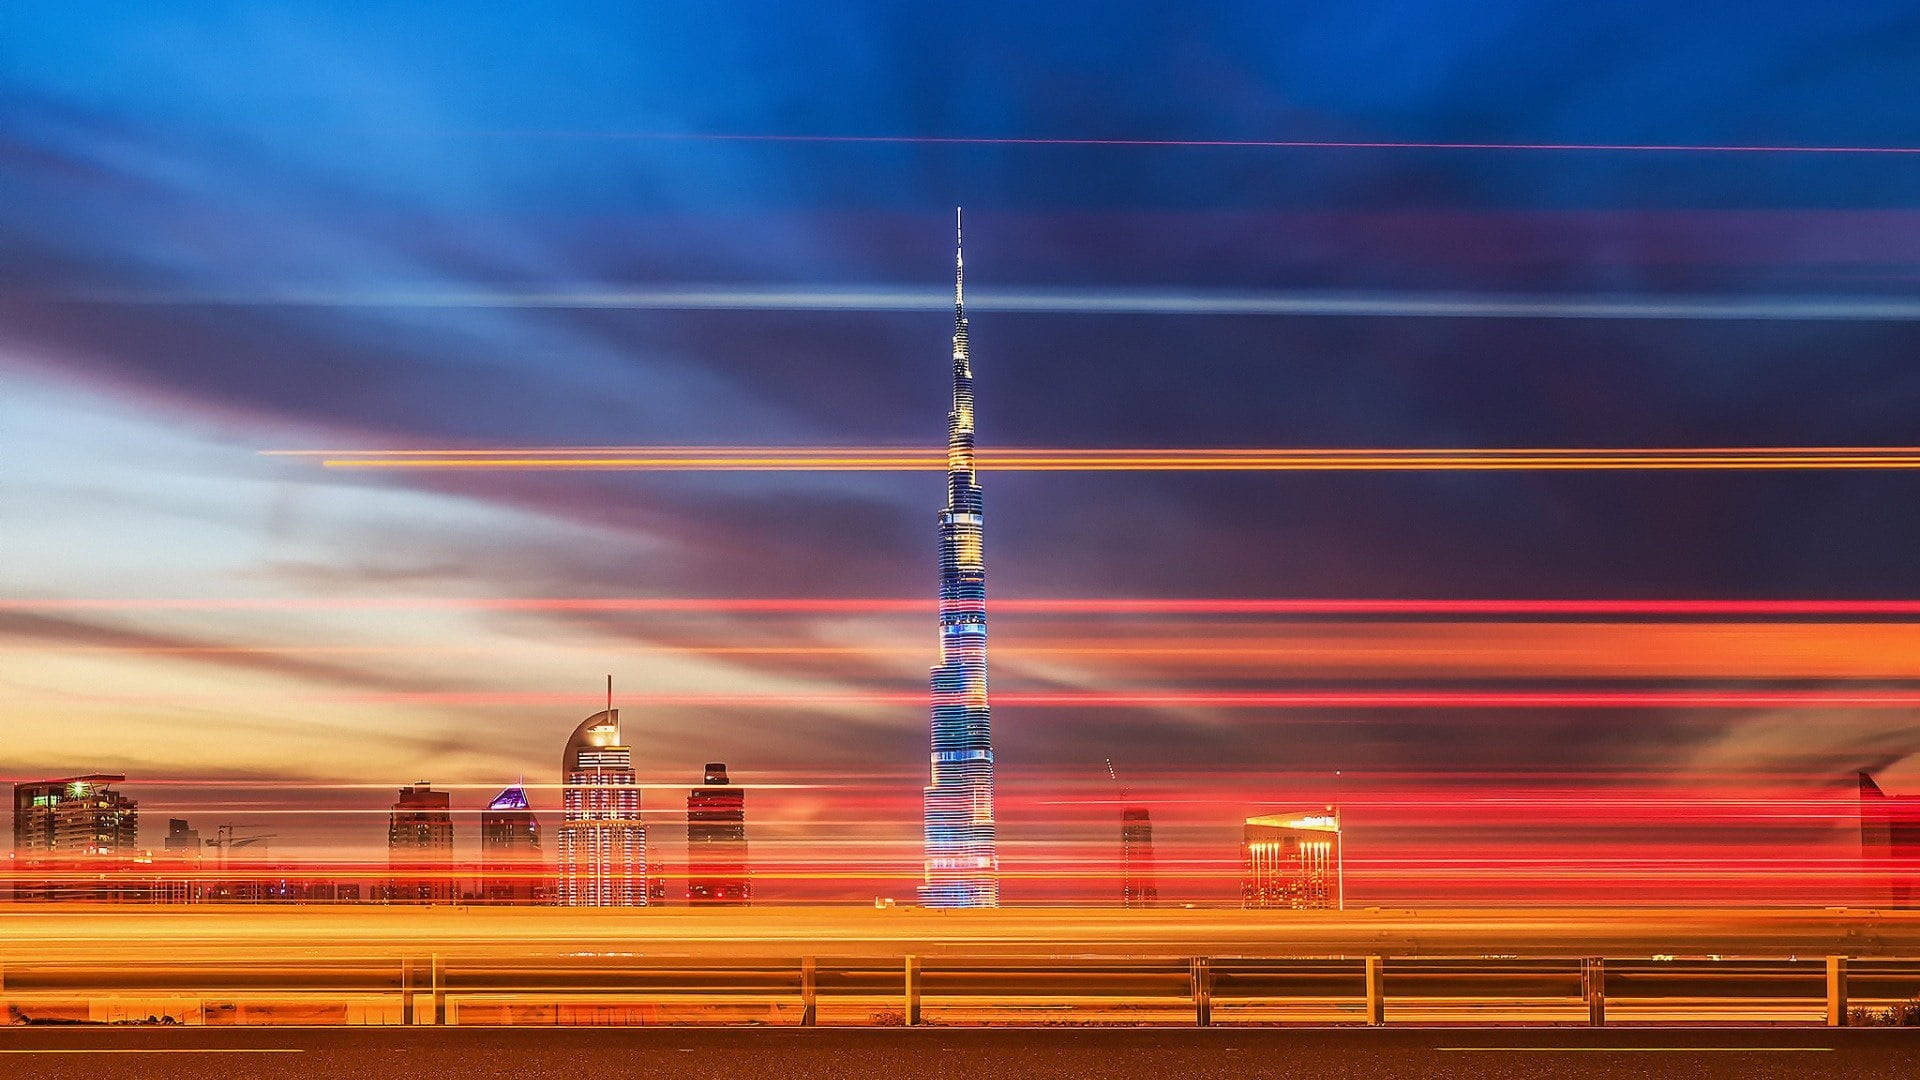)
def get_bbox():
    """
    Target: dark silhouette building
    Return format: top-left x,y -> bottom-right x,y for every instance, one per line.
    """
162,818 -> 202,854
480,784 -> 544,904
687,763 -> 749,905
1121,807 -> 1158,908
387,782 -> 455,904
11,775 -> 139,901
1860,771 -> 1920,906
